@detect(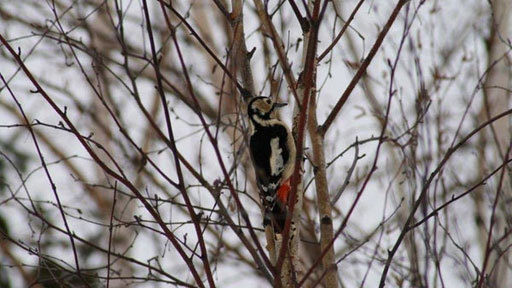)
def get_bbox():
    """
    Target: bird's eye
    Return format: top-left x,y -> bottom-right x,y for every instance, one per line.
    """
266,99 -> 271,104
